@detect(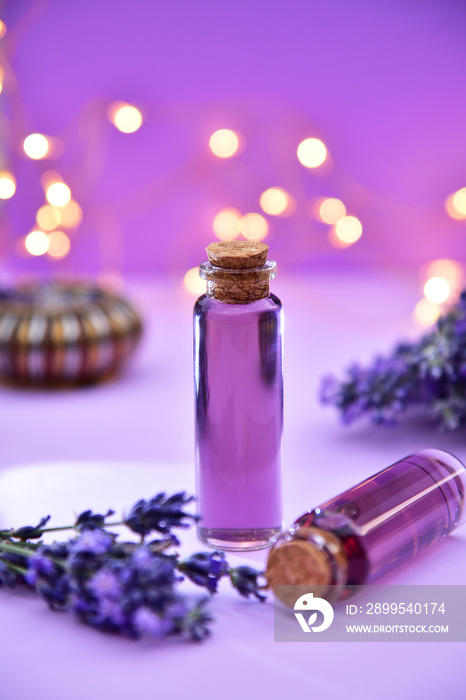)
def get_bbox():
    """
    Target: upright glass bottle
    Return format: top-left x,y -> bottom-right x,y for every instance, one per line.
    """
266,449 -> 466,602
194,241 -> 283,550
